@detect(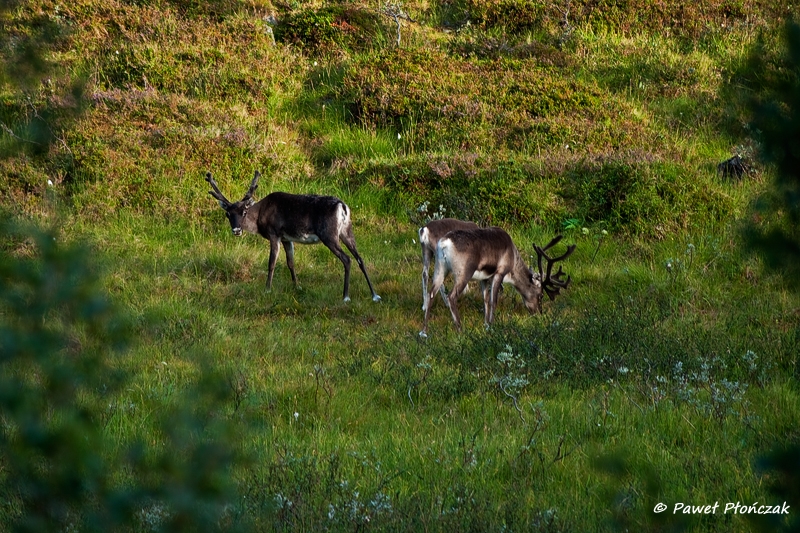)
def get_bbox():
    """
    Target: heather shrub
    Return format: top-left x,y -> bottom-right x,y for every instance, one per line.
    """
275,5 -> 388,53
339,48 -> 626,154
457,0 -> 796,40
